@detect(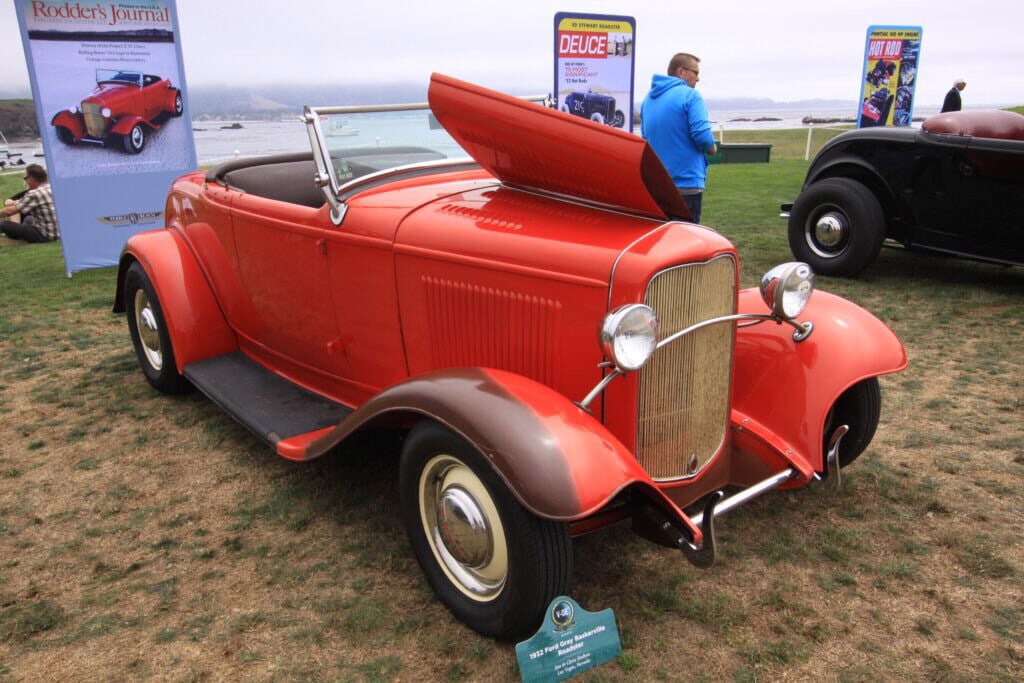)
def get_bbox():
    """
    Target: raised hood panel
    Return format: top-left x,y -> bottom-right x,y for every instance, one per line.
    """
428,73 -> 691,221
